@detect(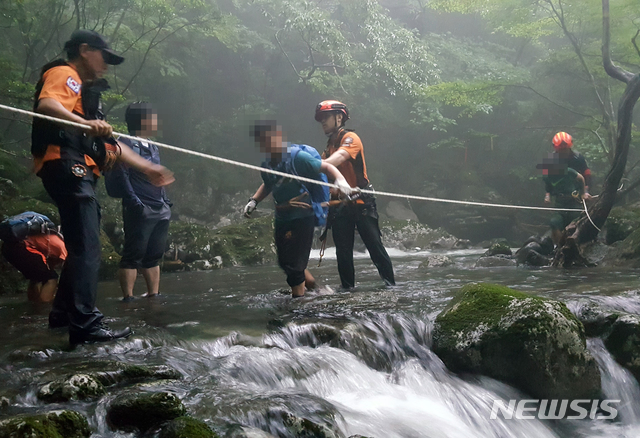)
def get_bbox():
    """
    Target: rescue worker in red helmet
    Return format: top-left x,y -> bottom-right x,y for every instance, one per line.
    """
545,132 -> 592,203
315,100 -> 395,289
